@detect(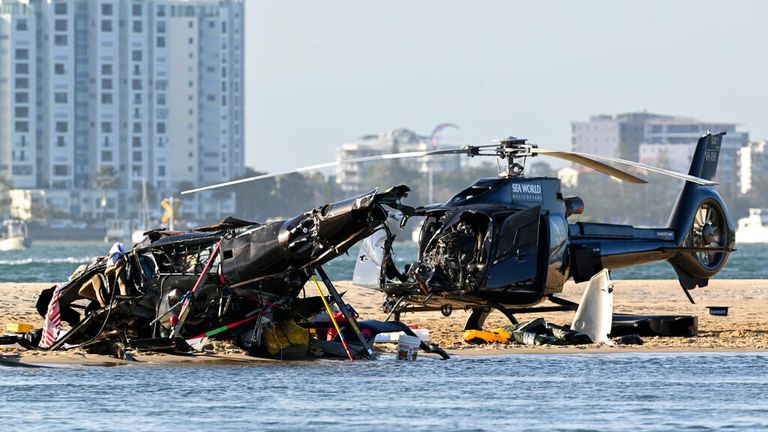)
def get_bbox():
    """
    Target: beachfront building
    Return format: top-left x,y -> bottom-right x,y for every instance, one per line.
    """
0,0 -> 244,222
737,140 -> 768,196
336,128 -> 462,196
572,112 -> 749,198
